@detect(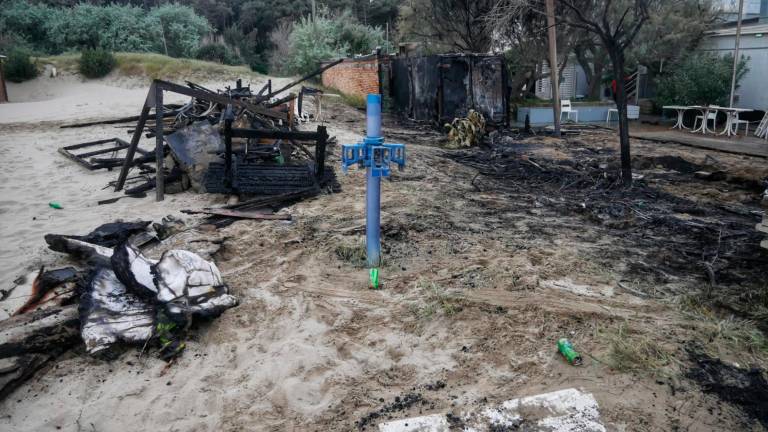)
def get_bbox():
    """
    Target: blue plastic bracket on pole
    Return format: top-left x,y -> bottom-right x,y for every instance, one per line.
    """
341,94 -> 406,270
